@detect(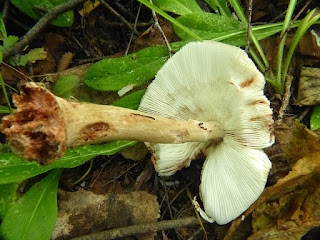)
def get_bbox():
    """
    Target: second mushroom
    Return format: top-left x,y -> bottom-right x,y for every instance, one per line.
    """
1,41 -> 274,224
